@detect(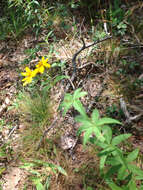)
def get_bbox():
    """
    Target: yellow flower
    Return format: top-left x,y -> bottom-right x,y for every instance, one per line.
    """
21,67 -> 38,86
36,56 -> 51,74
